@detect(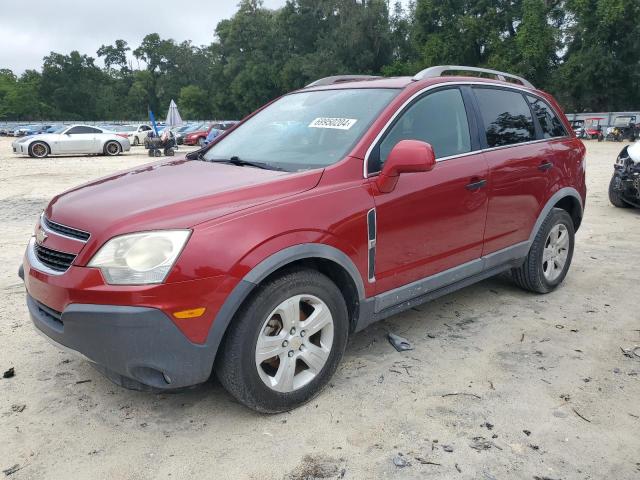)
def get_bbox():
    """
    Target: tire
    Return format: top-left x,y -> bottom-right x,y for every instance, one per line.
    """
164,147 -> 175,156
103,141 -> 121,156
215,269 -> 349,413
148,149 -> 156,157
511,208 -> 575,294
153,149 -> 162,157
609,175 -> 629,208
29,141 -> 49,158
133,136 -> 140,146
